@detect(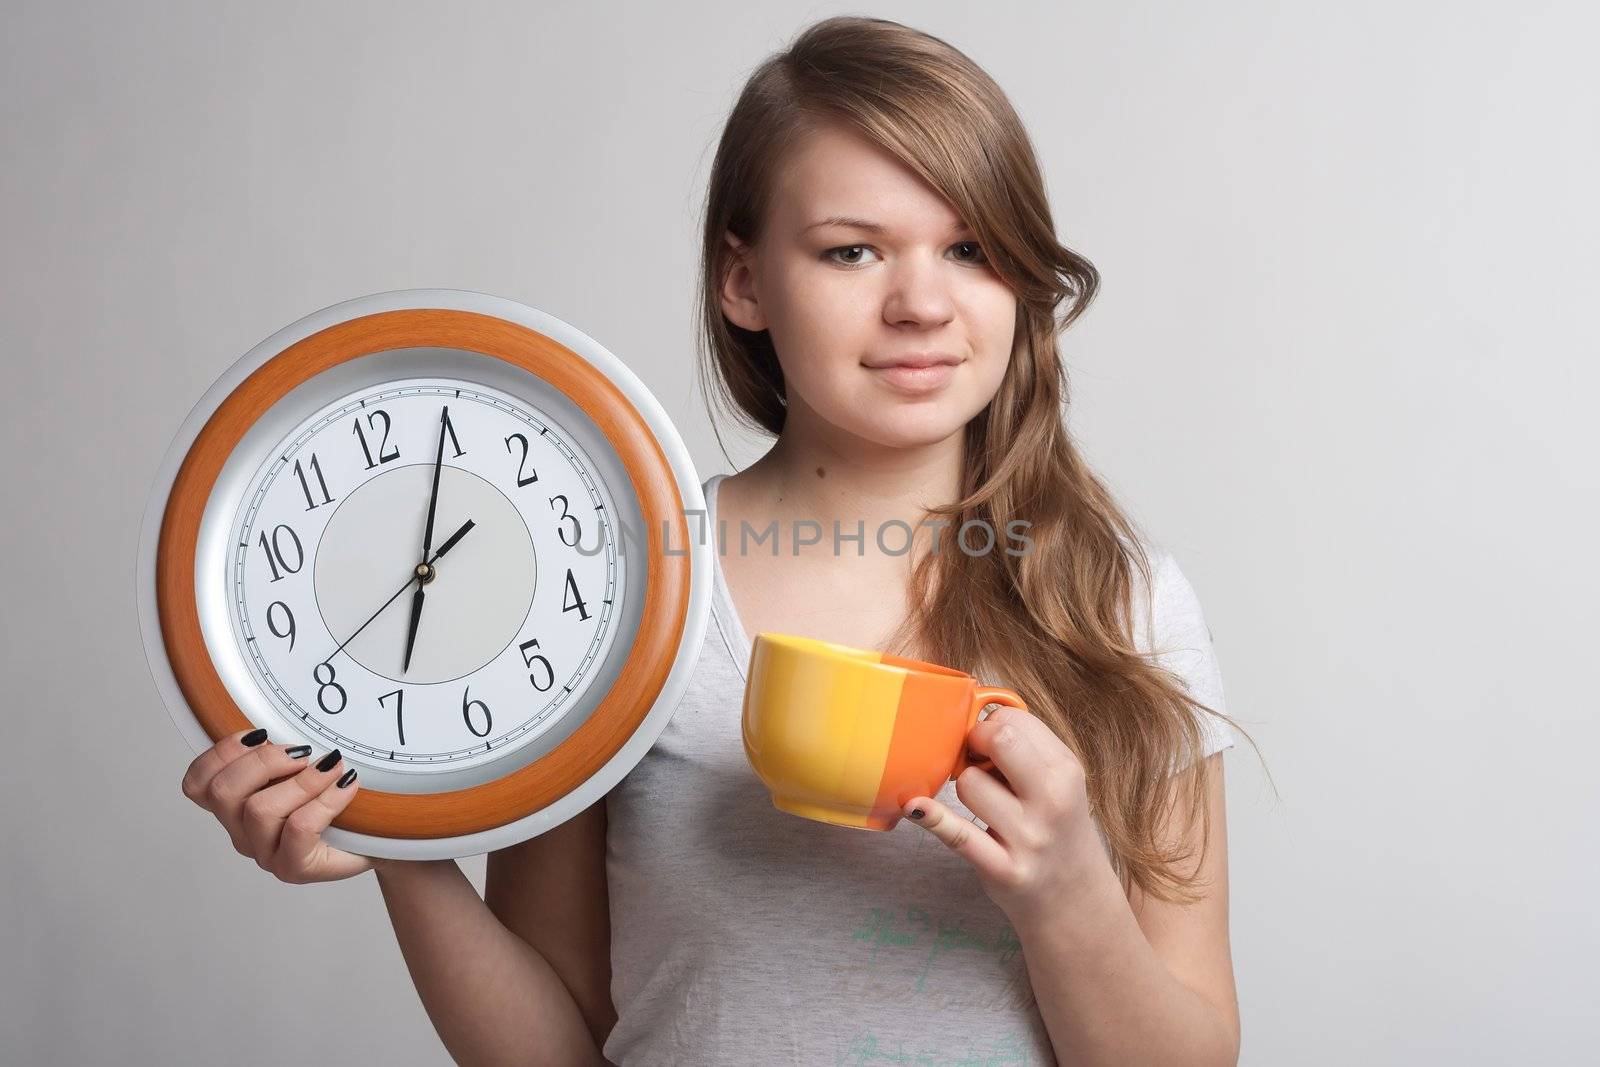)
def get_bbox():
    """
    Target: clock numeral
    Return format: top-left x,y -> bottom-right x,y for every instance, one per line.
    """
505,433 -> 540,487
379,688 -> 405,747
550,493 -> 581,547
292,452 -> 334,511
352,409 -> 400,469
462,686 -> 493,738
265,600 -> 296,651
313,662 -> 347,715
257,524 -> 304,583
518,637 -> 556,692
442,408 -> 466,458
562,568 -> 590,621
